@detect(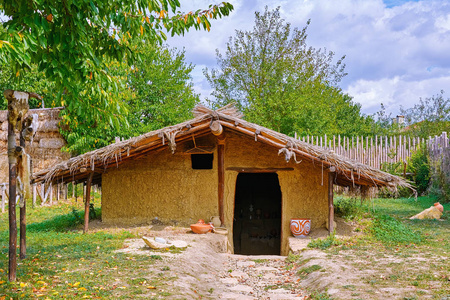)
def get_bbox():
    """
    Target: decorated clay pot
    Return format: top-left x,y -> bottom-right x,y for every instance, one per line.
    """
434,202 -> 444,213
290,218 -> 311,238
